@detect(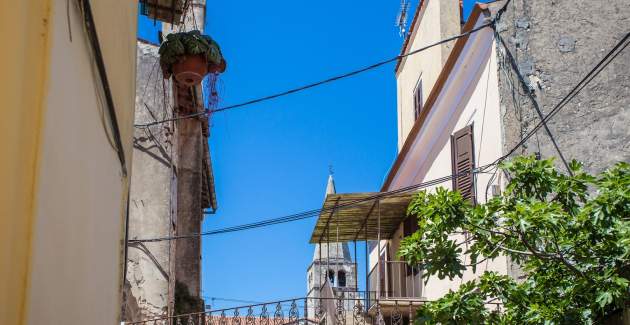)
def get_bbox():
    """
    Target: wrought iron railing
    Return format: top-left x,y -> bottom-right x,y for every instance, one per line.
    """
124,293 -> 427,325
